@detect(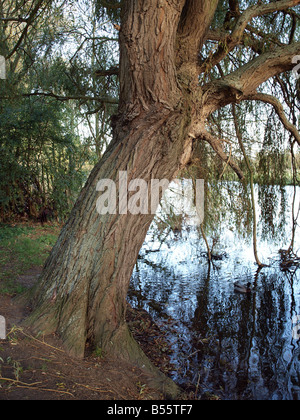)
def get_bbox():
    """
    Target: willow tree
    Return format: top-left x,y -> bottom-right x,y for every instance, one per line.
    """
23,0 -> 300,389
